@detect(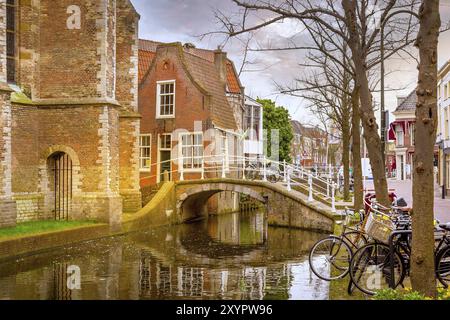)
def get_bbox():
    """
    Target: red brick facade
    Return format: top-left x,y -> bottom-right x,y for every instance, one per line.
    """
0,0 -> 142,228
138,41 -> 245,189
